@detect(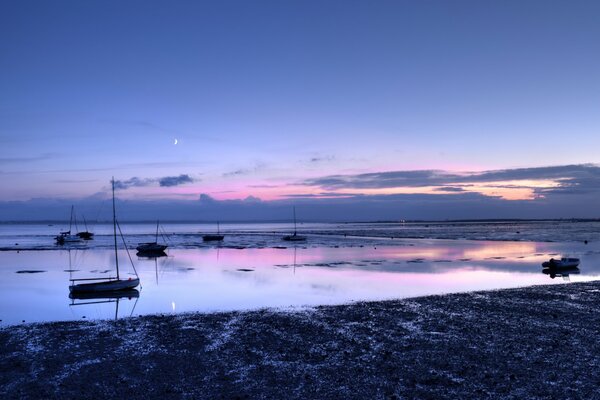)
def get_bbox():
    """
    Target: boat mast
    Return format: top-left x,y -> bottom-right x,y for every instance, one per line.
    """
217,221 -> 220,234
112,178 -> 120,280
69,205 -> 74,233
293,206 -> 297,235
155,220 -> 159,242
